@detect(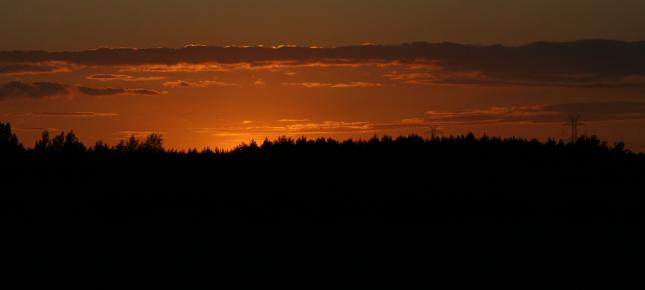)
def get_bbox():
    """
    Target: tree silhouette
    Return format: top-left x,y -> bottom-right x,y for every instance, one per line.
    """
63,130 -> 86,153
140,134 -> 164,153
33,130 -> 86,153
116,135 -> 140,152
91,140 -> 110,153
0,122 -> 22,153
34,130 -> 50,152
